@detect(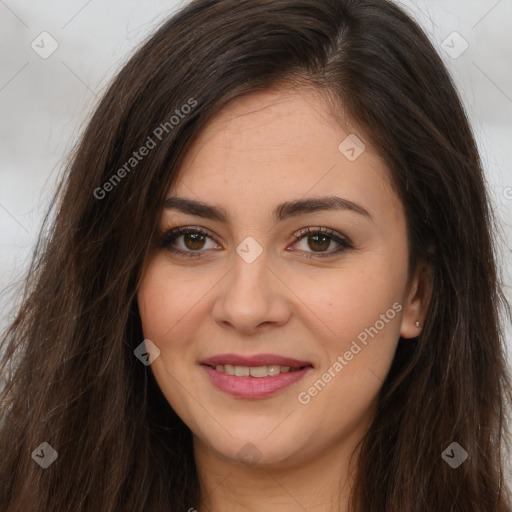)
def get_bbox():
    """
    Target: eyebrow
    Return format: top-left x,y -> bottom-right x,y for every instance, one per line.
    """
163,195 -> 373,224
